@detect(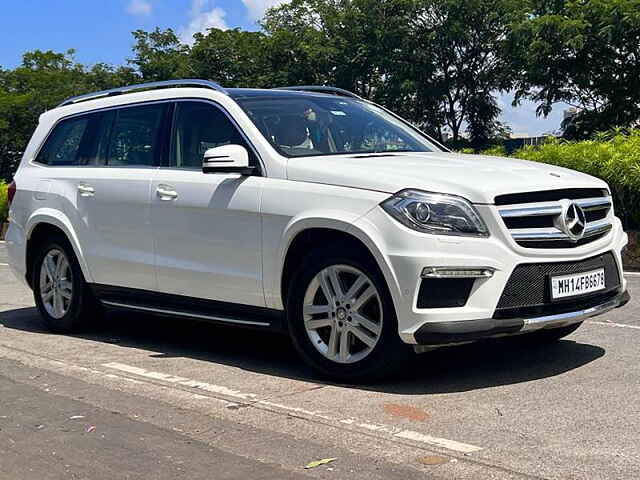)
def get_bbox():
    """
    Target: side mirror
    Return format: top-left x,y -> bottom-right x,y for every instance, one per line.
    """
202,145 -> 254,175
